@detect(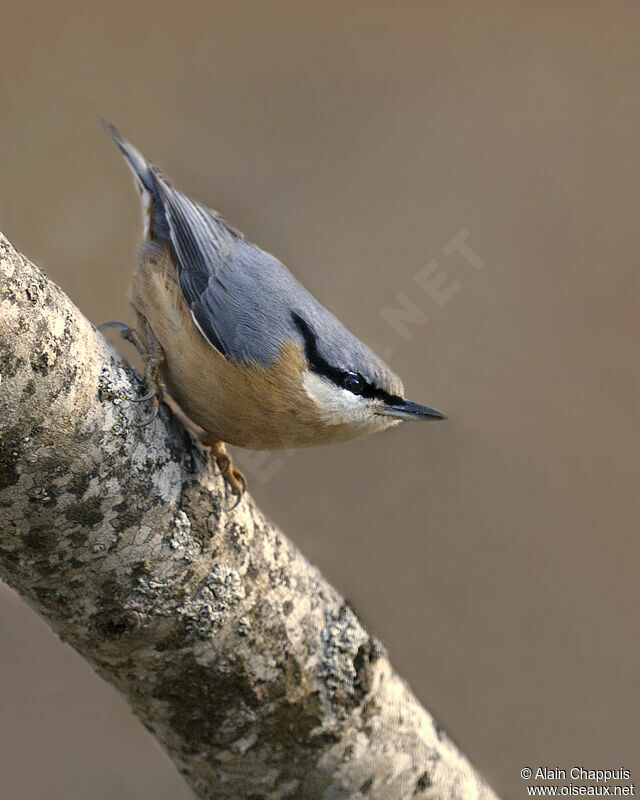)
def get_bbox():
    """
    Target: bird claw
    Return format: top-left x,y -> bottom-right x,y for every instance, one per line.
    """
226,469 -> 247,510
131,387 -> 156,403
97,320 -> 162,419
202,436 -> 247,507
97,320 -> 147,357
97,320 -> 132,333
132,403 -> 159,428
